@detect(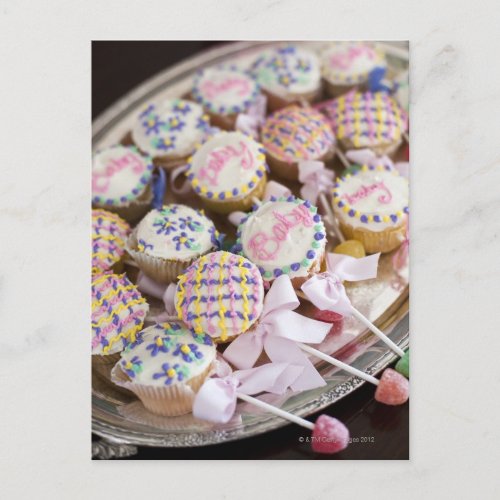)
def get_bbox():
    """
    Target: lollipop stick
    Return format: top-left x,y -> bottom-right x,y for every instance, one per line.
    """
350,306 -> 405,357
403,132 -> 410,144
319,192 -> 345,243
298,343 -> 379,386
251,196 -> 262,207
236,392 -> 314,430
336,149 -> 351,170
